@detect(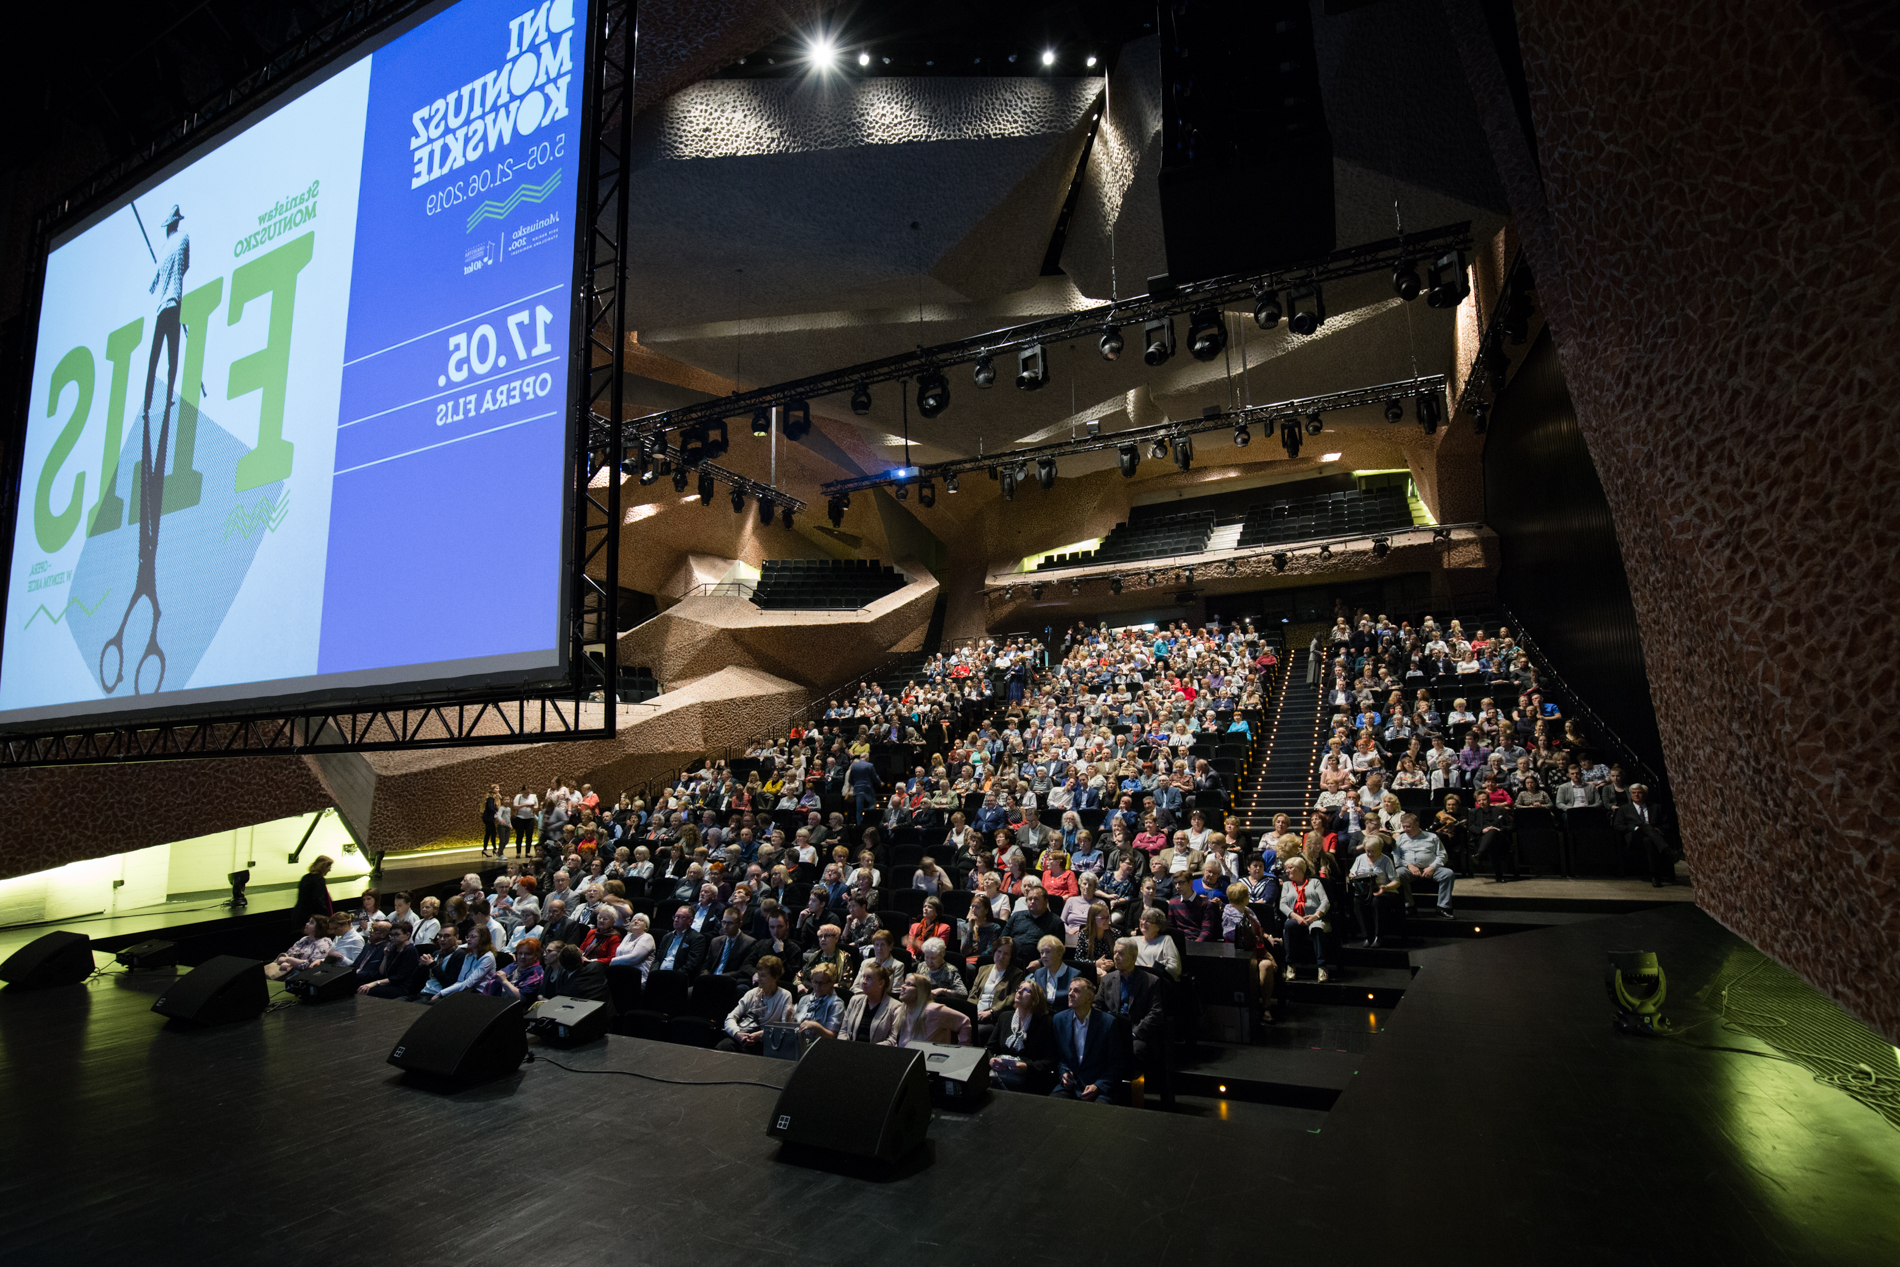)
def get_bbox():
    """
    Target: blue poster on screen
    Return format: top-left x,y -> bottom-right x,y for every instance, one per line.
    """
0,0 -> 586,726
